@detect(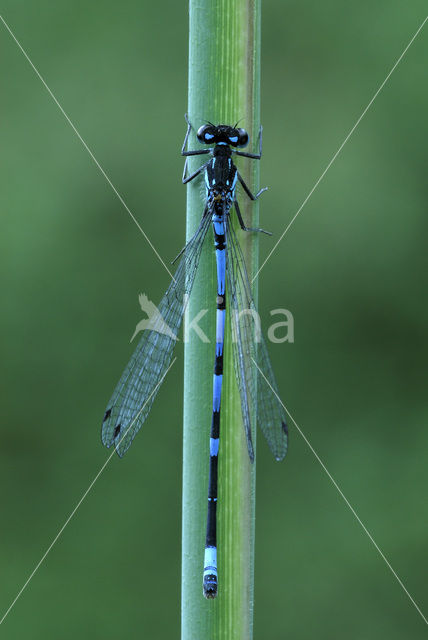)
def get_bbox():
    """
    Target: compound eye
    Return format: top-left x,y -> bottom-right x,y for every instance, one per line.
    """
236,128 -> 249,148
197,125 -> 216,144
